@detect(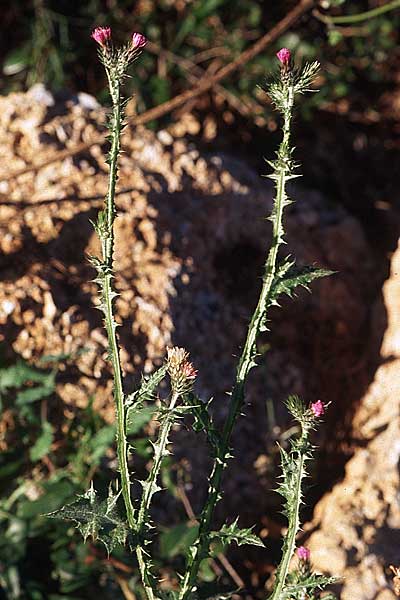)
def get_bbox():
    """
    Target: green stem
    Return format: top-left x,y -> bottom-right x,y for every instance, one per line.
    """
135,392 -> 179,600
179,84 -> 295,600
317,0 -> 400,24
136,546 -> 158,600
99,72 -> 136,531
268,450 -> 306,600
137,392 -> 178,528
